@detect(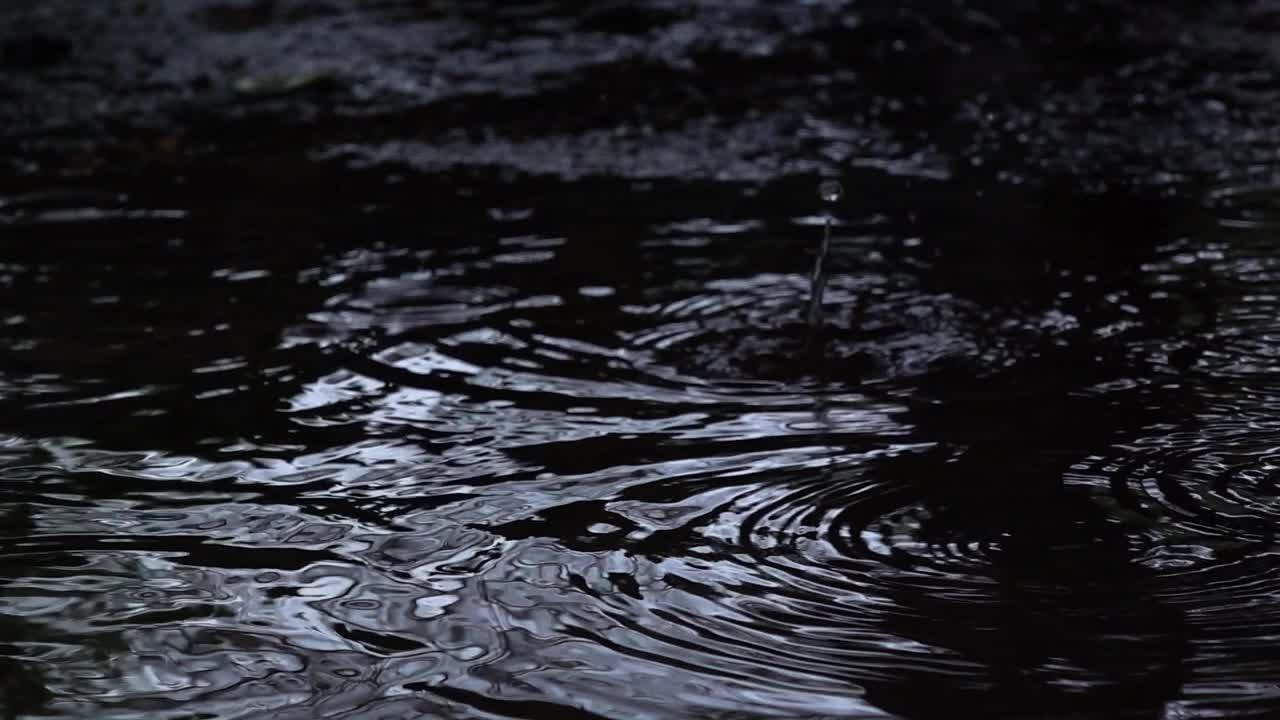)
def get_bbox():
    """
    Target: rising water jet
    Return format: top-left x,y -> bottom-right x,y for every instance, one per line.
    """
806,178 -> 843,346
